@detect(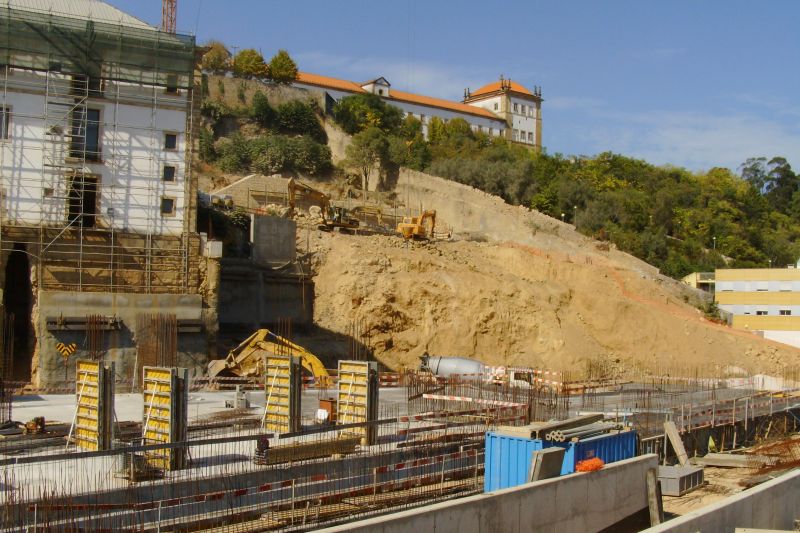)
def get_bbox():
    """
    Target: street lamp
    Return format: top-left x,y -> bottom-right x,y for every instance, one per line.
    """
712,236 -> 716,251
561,213 -> 565,222
573,205 -> 578,223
